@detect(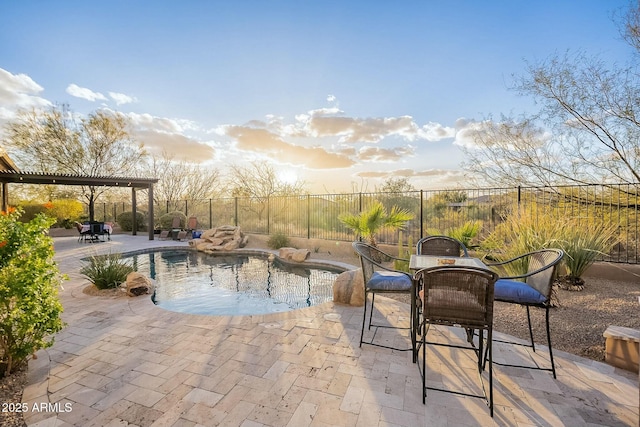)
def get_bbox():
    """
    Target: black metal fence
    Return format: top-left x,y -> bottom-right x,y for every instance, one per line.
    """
91,183 -> 640,264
